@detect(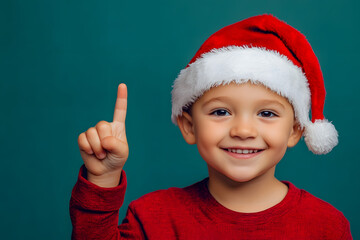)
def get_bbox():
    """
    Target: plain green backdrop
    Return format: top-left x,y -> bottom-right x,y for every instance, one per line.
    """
1,0 -> 359,239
